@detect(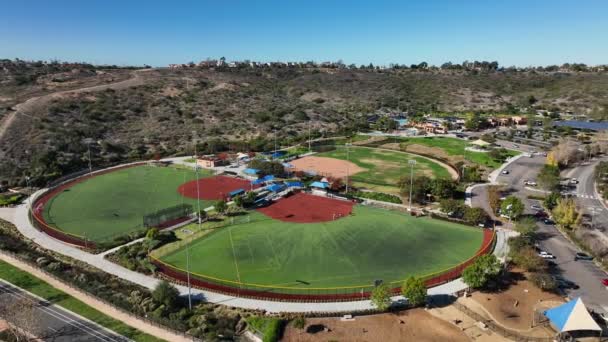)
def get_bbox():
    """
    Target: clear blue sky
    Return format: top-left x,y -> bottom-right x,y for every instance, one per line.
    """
1,0 -> 606,67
